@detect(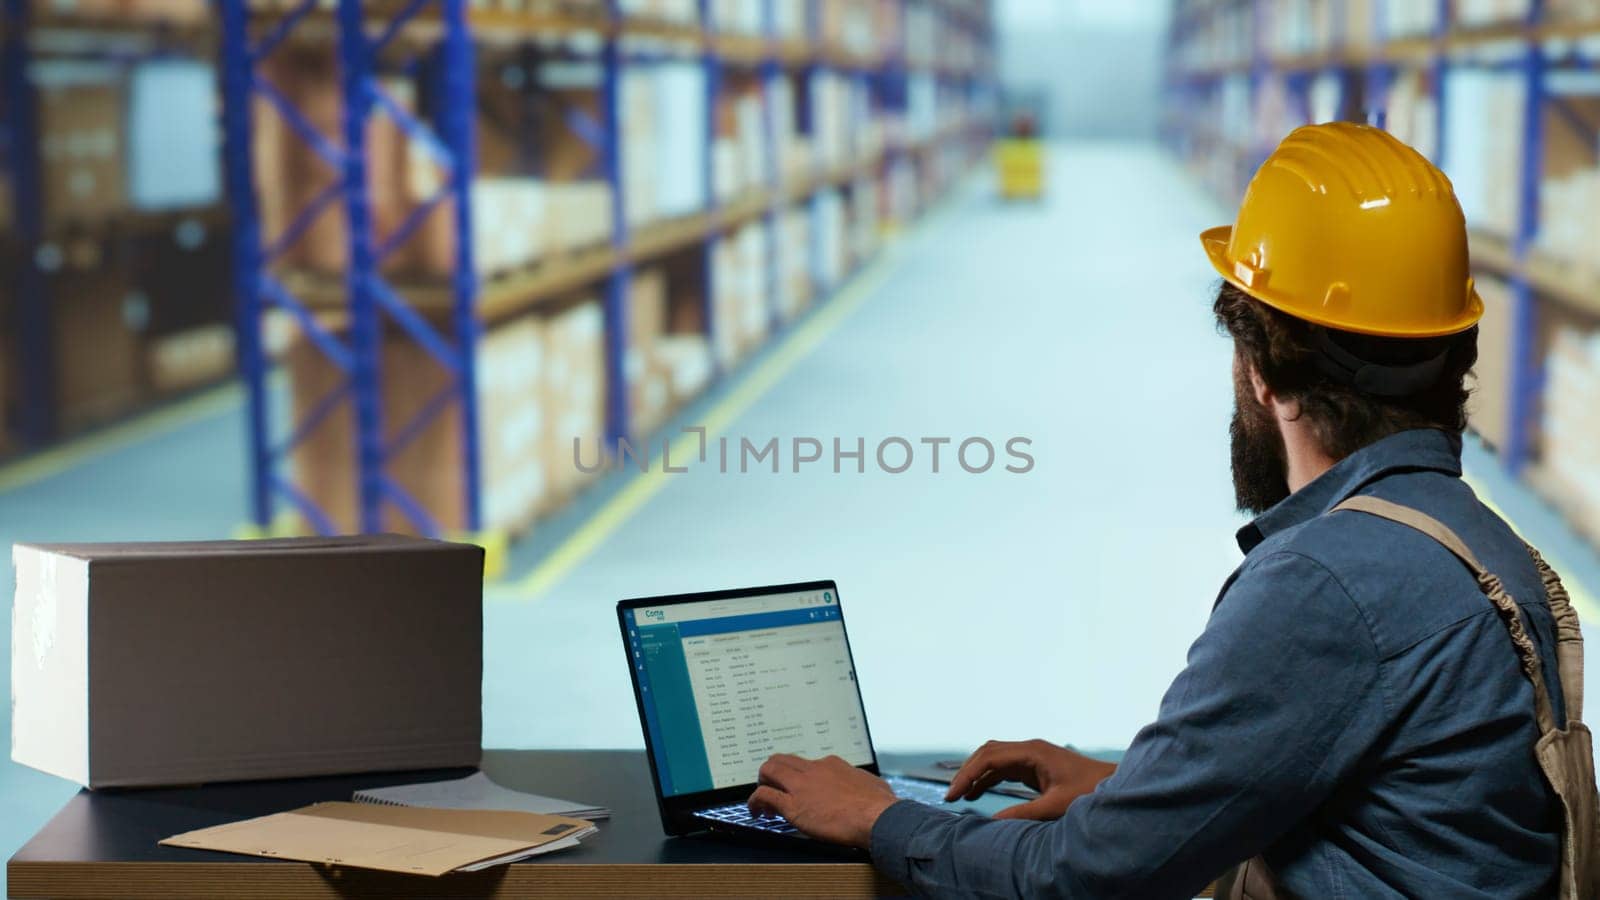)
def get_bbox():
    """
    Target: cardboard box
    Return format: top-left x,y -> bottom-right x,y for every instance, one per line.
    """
654,334 -> 713,406
54,270 -> 145,429
543,182 -> 614,256
711,221 -> 772,368
286,313 -> 552,535
629,267 -> 668,351
36,65 -> 126,224
11,535 -> 484,788
628,361 -> 673,438
1467,275 -> 1513,452
1540,326 -> 1600,541
474,317 -> 550,533
33,0 -> 120,17
542,301 -> 607,503
254,52 -> 413,274
147,324 -> 235,394
119,0 -> 209,22
778,207 -> 812,322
